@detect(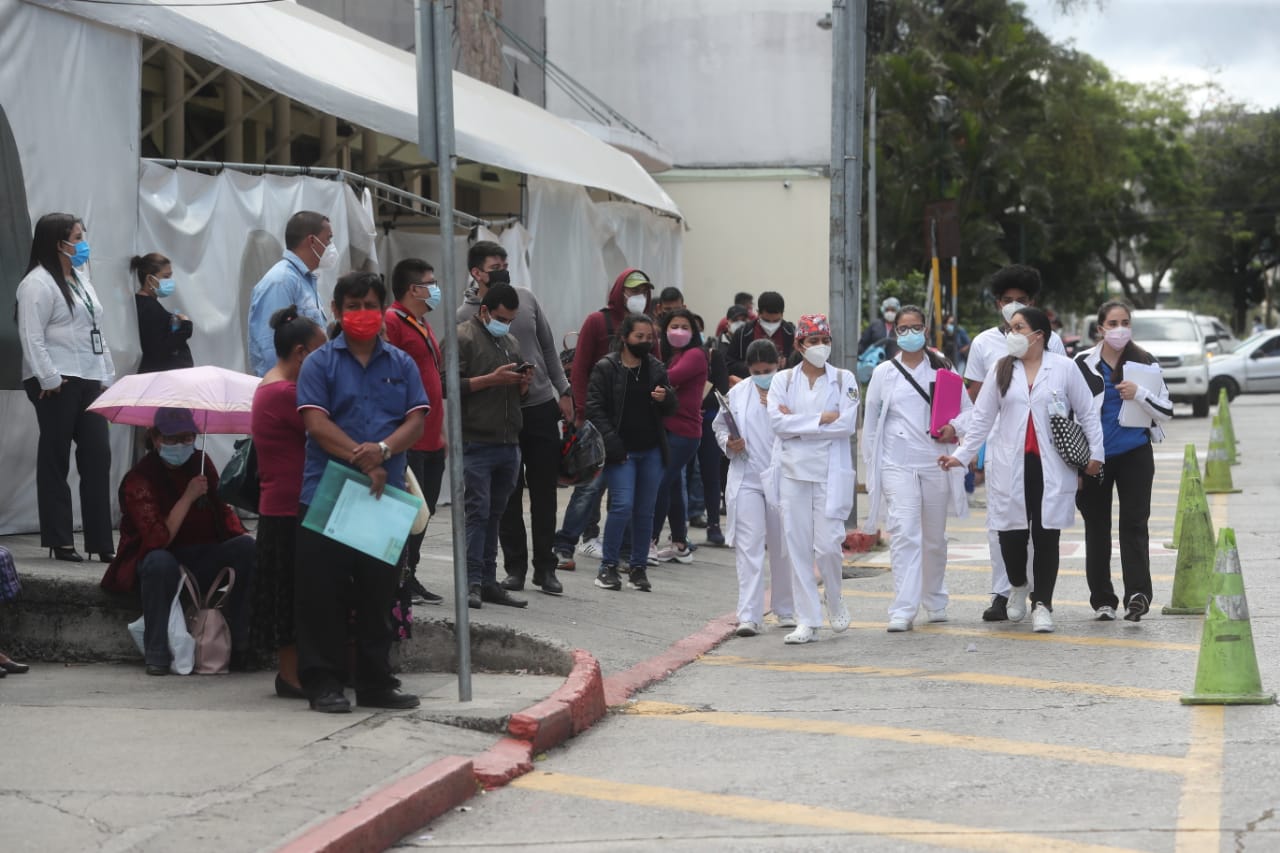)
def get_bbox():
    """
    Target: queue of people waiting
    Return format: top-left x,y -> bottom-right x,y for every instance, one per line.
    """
11,209 -> 1171,701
